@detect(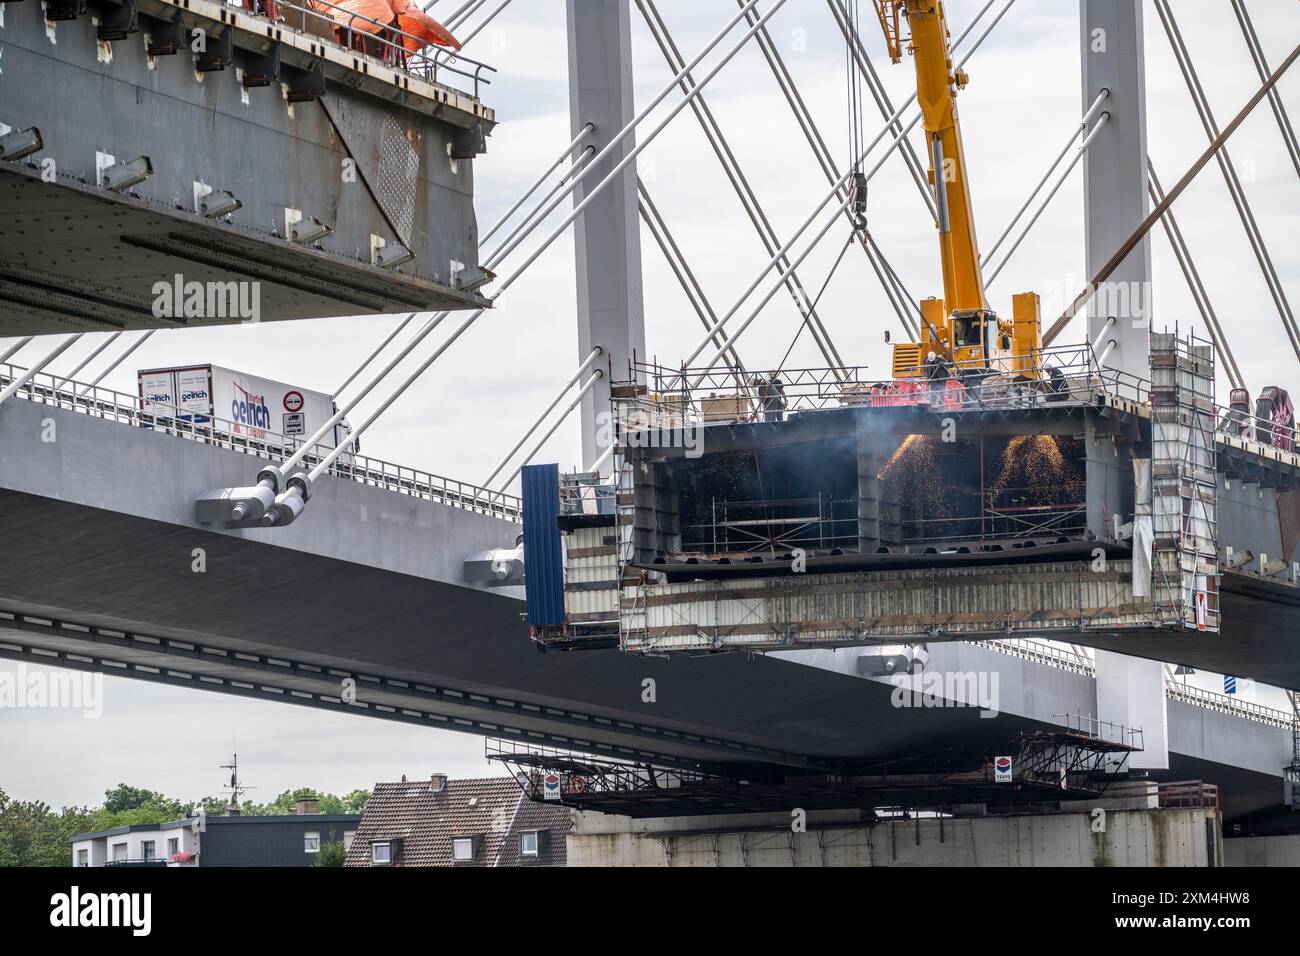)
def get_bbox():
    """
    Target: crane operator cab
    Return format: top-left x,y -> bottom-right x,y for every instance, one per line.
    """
896,295 -> 1043,383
